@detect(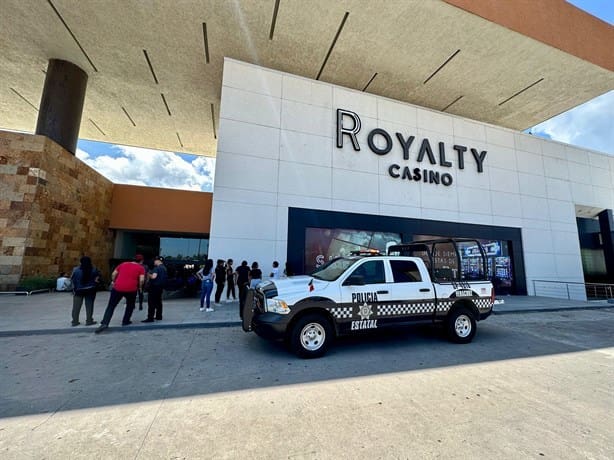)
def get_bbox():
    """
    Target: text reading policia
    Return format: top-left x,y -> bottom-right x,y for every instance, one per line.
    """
336,109 -> 488,186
